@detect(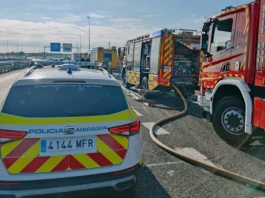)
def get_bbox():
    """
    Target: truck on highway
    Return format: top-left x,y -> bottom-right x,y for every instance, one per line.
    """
90,47 -> 118,73
198,1 -> 265,146
122,29 -> 201,95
